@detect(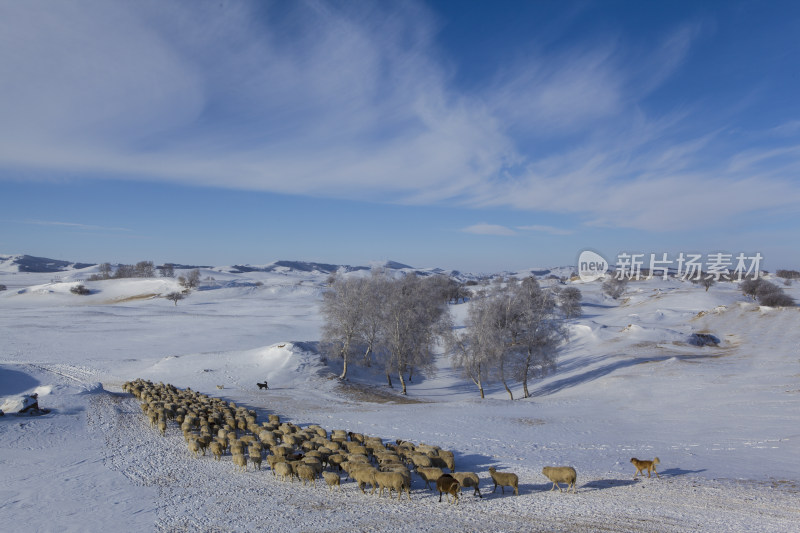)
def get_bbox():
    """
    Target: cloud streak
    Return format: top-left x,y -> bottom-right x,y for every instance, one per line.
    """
22,220 -> 133,232
462,223 -> 516,236
1,1 -> 798,233
517,225 -> 574,236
